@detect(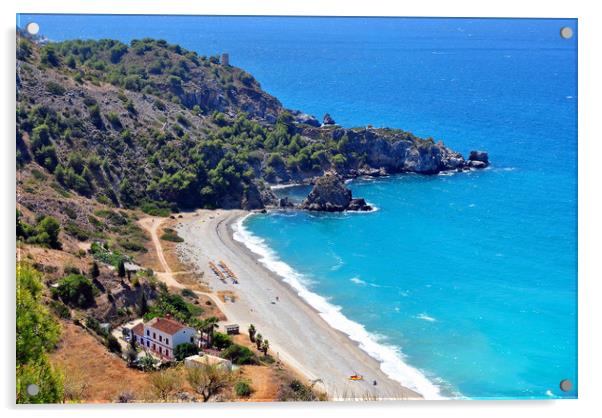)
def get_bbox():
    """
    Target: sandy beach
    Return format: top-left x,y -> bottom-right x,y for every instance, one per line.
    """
175,209 -> 422,400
